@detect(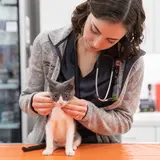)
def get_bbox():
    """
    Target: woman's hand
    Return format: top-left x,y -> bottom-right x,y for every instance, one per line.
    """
32,92 -> 55,116
62,96 -> 88,120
